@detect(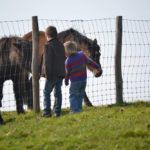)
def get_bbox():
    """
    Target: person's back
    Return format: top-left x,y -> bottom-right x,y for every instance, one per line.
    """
65,51 -> 100,83
65,51 -> 87,82
45,38 -> 65,81
64,41 -> 100,113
